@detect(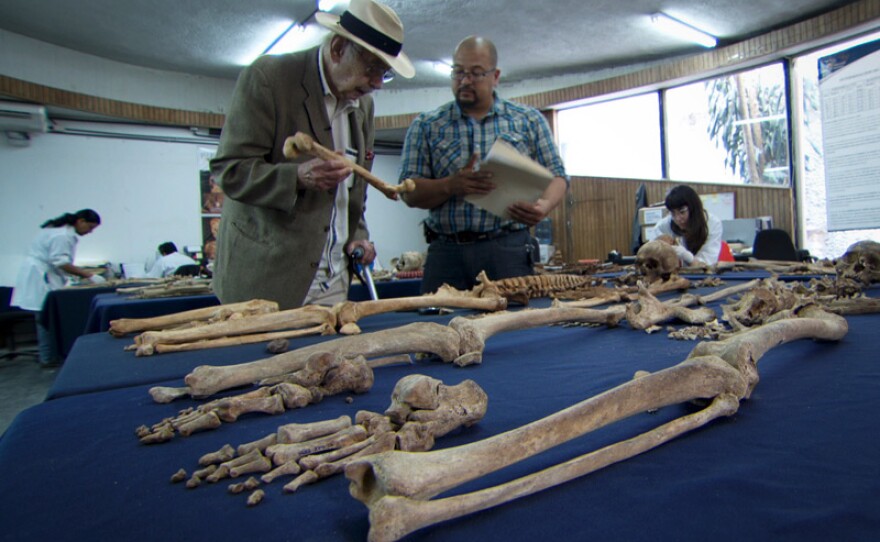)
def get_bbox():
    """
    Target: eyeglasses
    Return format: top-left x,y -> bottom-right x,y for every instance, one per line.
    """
352,43 -> 395,83
450,68 -> 496,82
